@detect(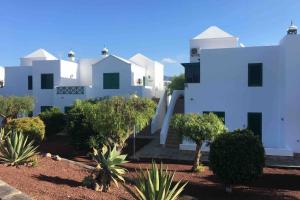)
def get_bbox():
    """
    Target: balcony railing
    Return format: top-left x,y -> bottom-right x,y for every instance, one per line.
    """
56,86 -> 85,95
